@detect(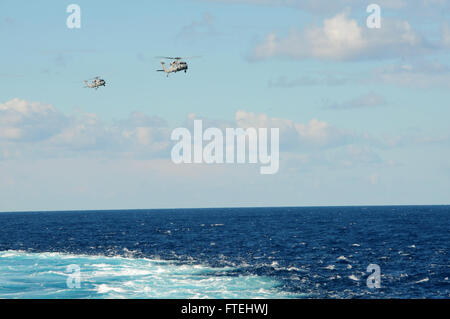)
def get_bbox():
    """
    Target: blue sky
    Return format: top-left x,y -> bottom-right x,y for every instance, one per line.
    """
0,0 -> 449,211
